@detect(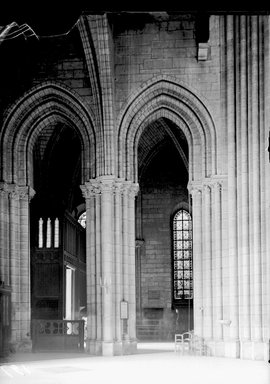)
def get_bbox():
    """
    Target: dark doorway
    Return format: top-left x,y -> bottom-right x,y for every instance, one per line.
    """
136,118 -> 193,341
